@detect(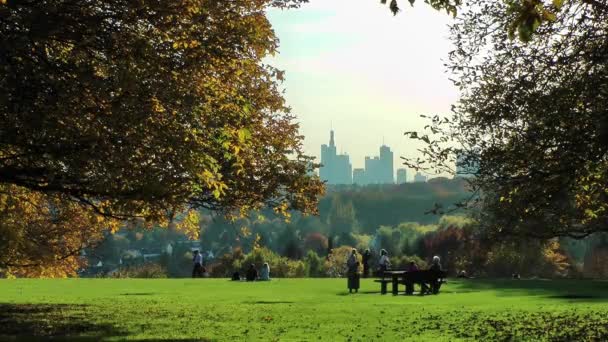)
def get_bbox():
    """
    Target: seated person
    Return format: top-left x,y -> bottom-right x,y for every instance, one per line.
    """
405,261 -> 419,295
259,263 -> 270,281
428,256 -> 443,294
245,264 -> 258,281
